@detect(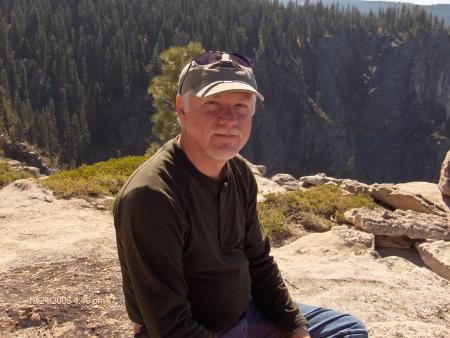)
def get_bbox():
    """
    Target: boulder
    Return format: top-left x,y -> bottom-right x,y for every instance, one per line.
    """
245,160 -> 286,201
416,240 -> 450,281
395,182 -> 449,215
298,173 -> 371,194
338,179 -> 371,194
2,140 -> 53,175
5,178 -> 54,202
369,183 -> 446,216
299,173 -> 337,186
276,227 -> 375,256
344,207 -> 450,240
439,151 -> 450,197
271,173 -> 303,191
254,175 -> 286,202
